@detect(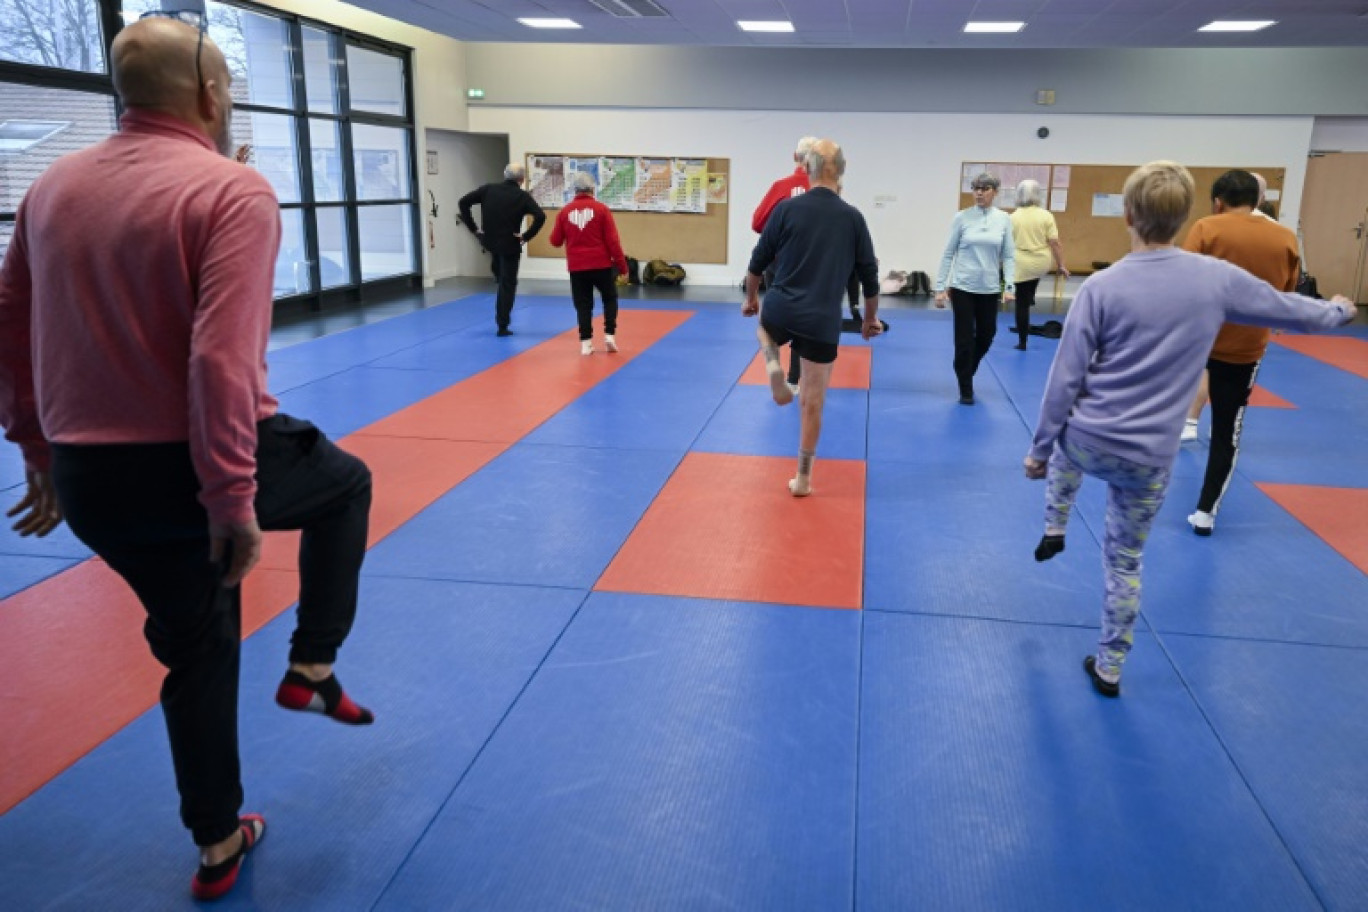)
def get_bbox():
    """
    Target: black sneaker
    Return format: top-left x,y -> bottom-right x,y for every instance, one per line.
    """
1083,656 -> 1120,698
496,328 -> 513,337
958,393 -> 975,405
